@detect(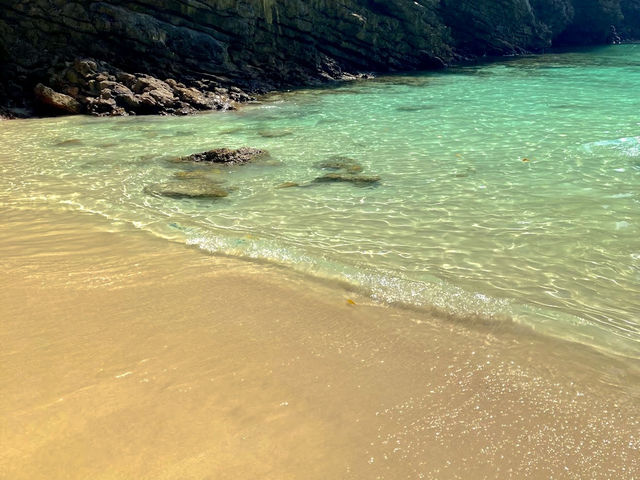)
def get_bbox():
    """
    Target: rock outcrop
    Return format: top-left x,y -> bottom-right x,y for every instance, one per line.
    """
29,58 -> 247,116
1,0 -> 638,116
